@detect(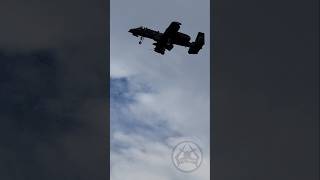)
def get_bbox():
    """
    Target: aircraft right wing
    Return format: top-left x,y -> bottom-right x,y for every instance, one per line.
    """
150,22 -> 182,55
163,21 -> 181,37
